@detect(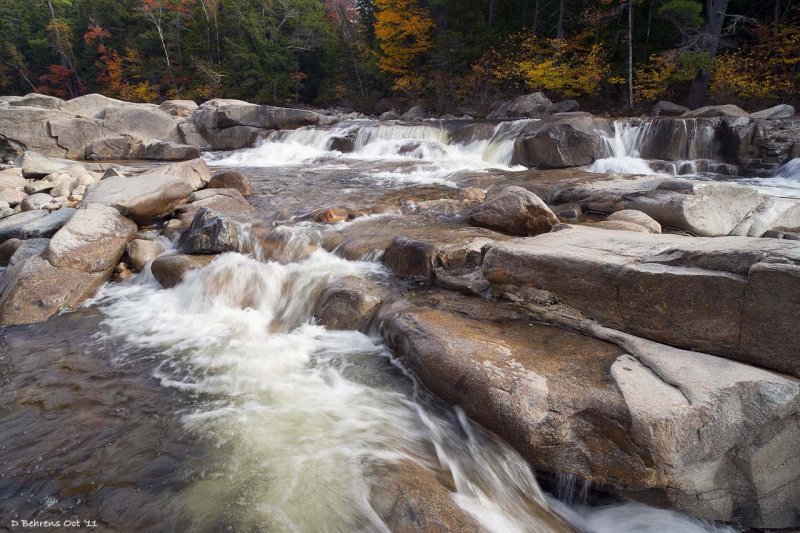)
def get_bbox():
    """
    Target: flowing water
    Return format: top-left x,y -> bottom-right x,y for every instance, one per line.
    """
1,118 -> 751,532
